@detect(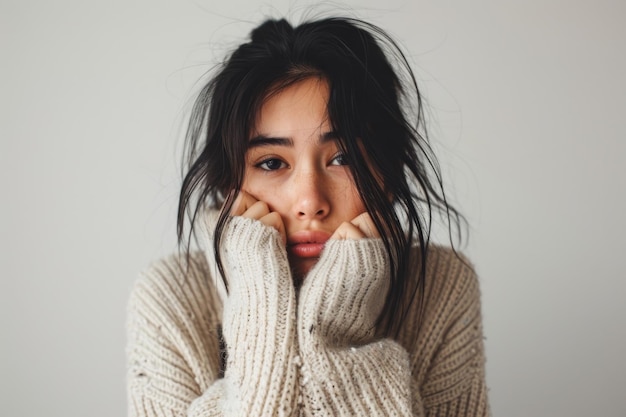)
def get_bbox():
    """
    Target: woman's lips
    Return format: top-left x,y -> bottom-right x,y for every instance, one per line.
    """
289,242 -> 325,258
287,230 -> 331,258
